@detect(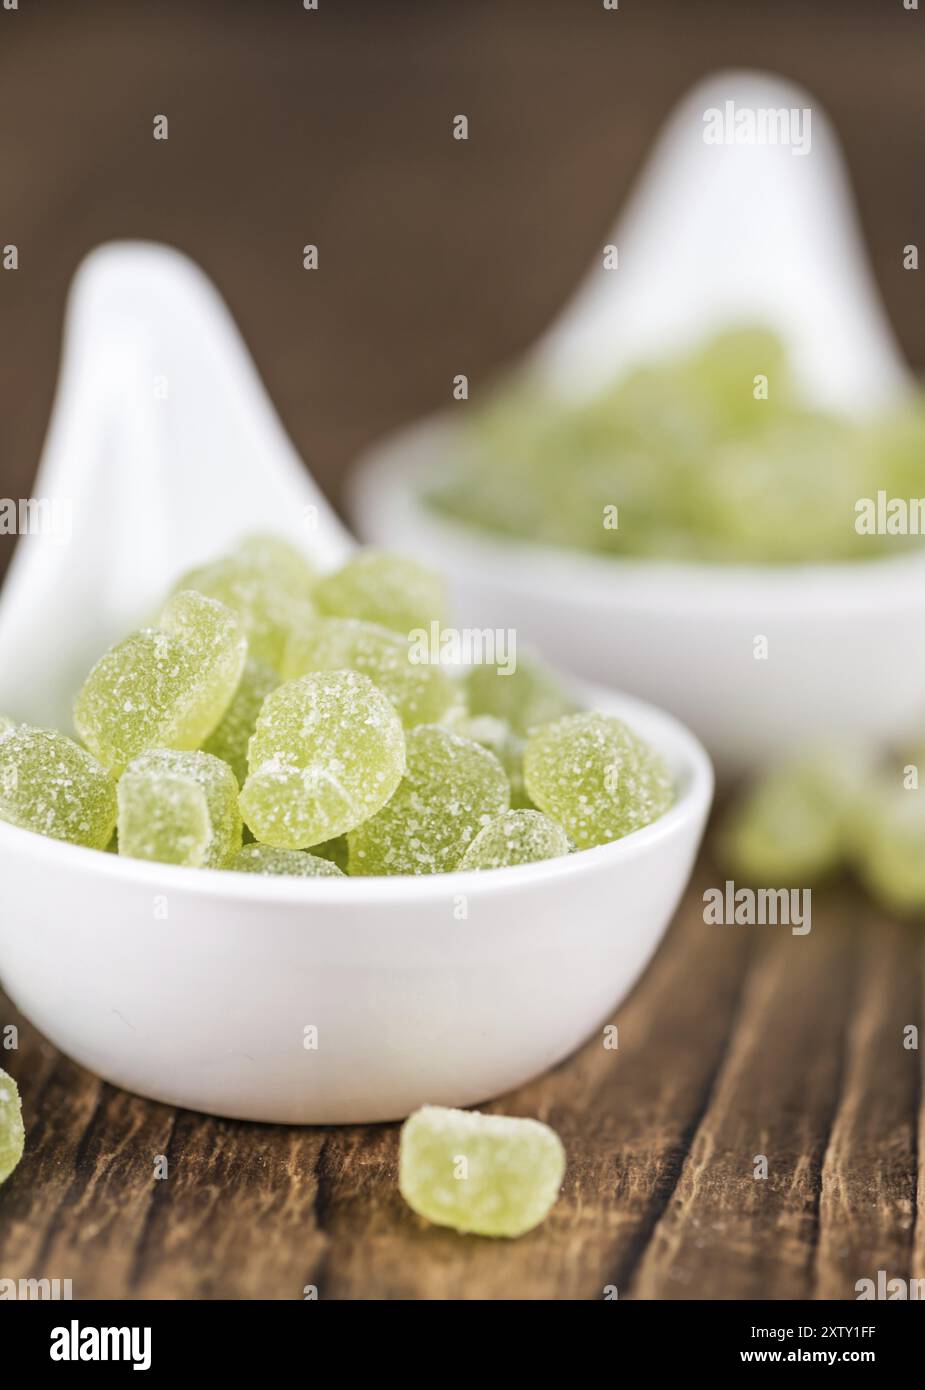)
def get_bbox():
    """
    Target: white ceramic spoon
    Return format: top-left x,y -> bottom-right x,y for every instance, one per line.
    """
0,242 -> 712,1124
351,70 -> 925,775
